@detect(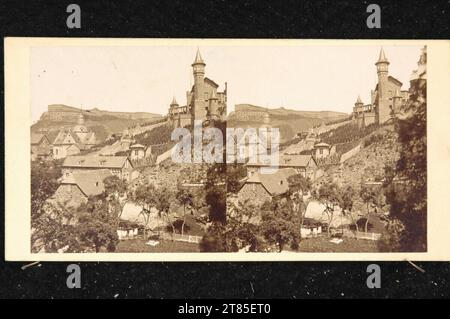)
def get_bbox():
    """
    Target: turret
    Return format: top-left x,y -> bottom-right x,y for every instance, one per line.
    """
375,48 -> 389,80
191,49 -> 206,123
